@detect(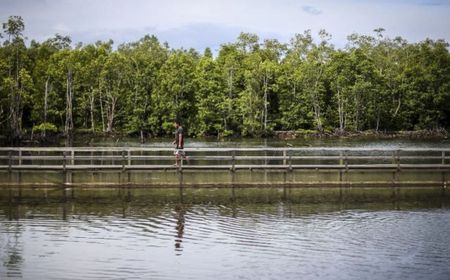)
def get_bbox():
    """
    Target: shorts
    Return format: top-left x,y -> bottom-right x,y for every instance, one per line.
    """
174,149 -> 186,157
